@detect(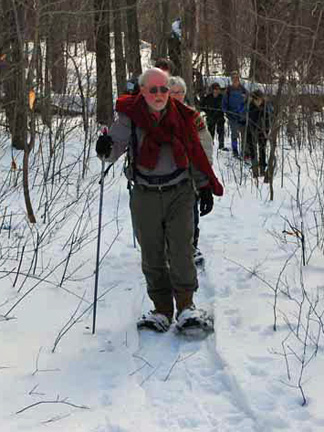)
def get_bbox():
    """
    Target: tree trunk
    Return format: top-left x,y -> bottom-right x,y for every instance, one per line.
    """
125,0 -> 142,77
305,7 -> 324,84
95,0 -> 113,125
180,0 -> 196,104
217,0 -> 239,74
152,0 -> 170,60
249,0 -> 274,83
2,0 -> 27,150
112,0 -> 127,95
265,0 -> 301,200
48,2 -> 67,94
203,0 -> 210,77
